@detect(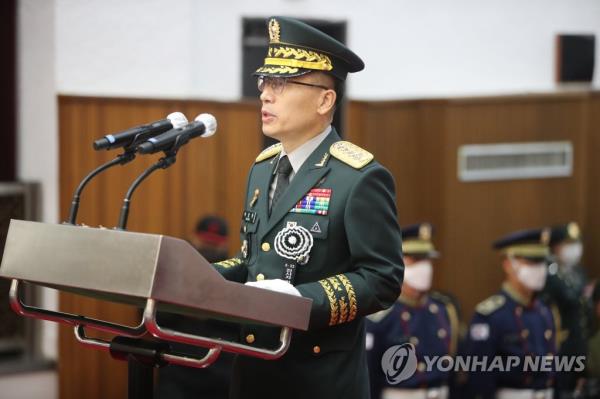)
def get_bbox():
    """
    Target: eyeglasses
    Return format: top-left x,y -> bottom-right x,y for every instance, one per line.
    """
257,76 -> 330,95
